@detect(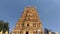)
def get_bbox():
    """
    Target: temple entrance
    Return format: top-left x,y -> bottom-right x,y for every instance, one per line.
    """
26,31 -> 28,34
